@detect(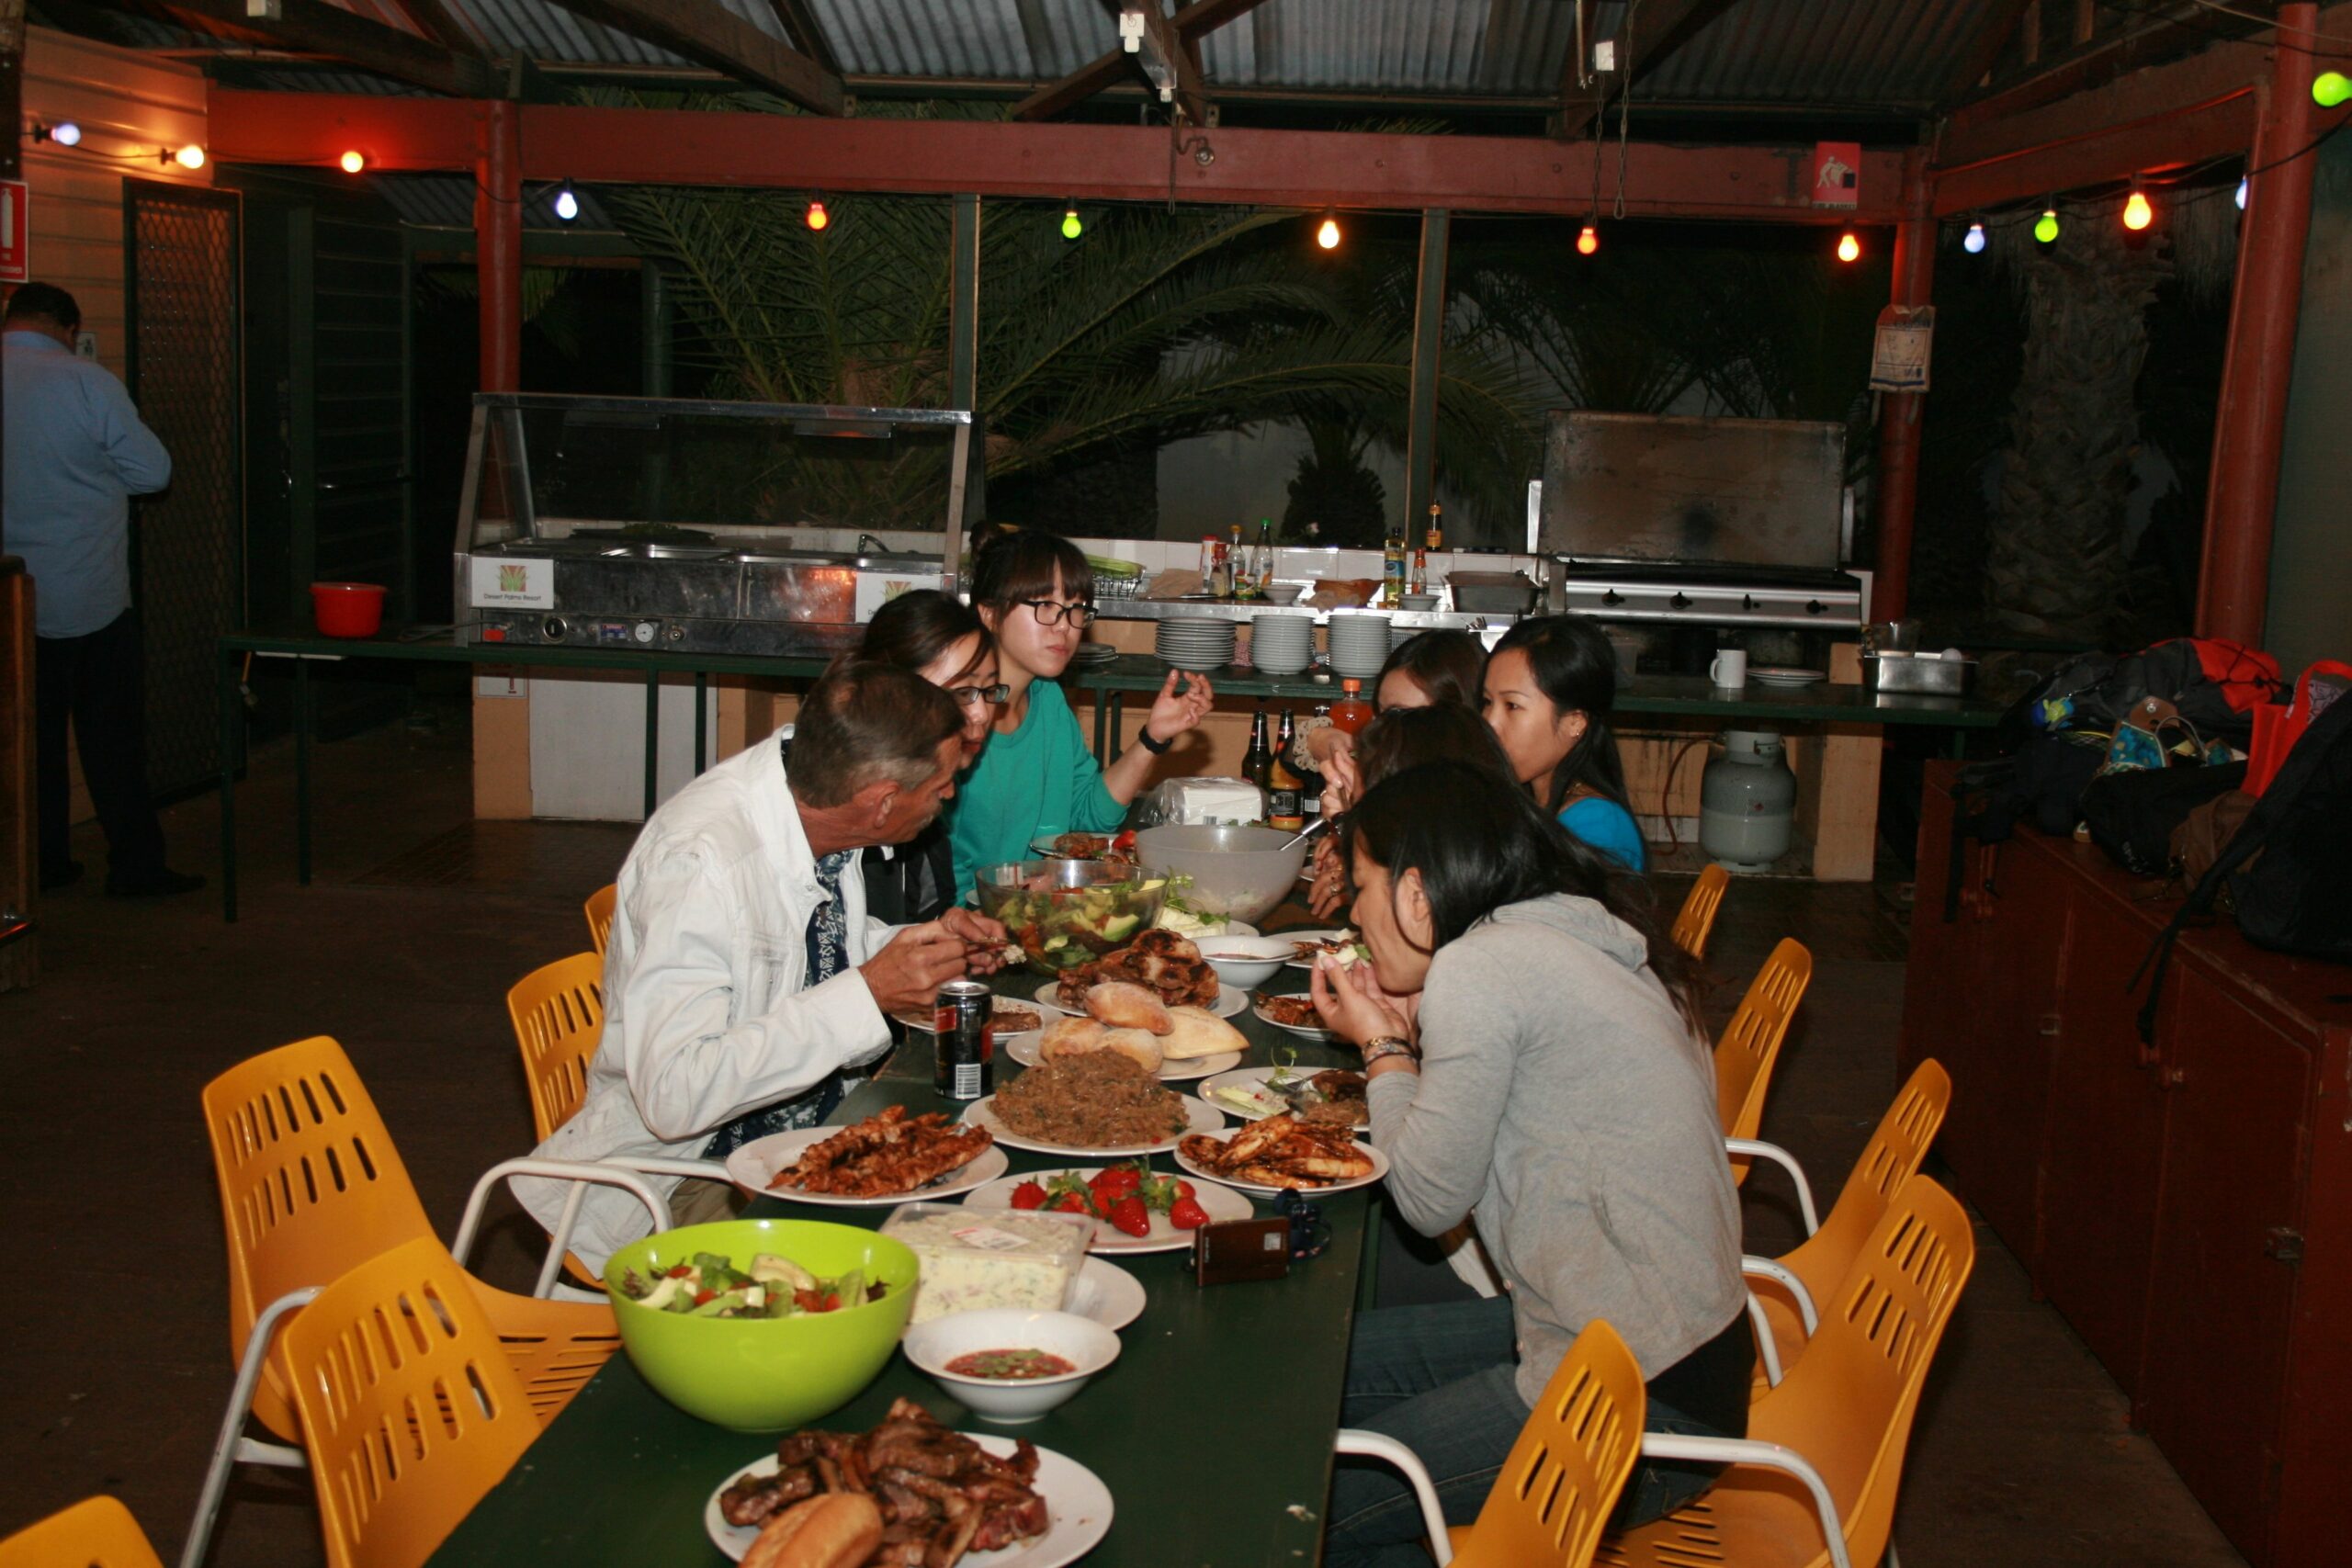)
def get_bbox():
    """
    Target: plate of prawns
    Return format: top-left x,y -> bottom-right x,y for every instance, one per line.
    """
1174,1112 -> 1387,1195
